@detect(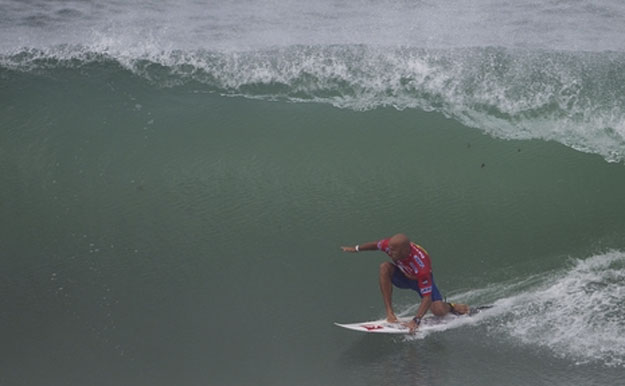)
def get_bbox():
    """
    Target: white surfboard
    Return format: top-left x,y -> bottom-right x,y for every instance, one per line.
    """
335,306 -> 493,334
334,319 -> 413,334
